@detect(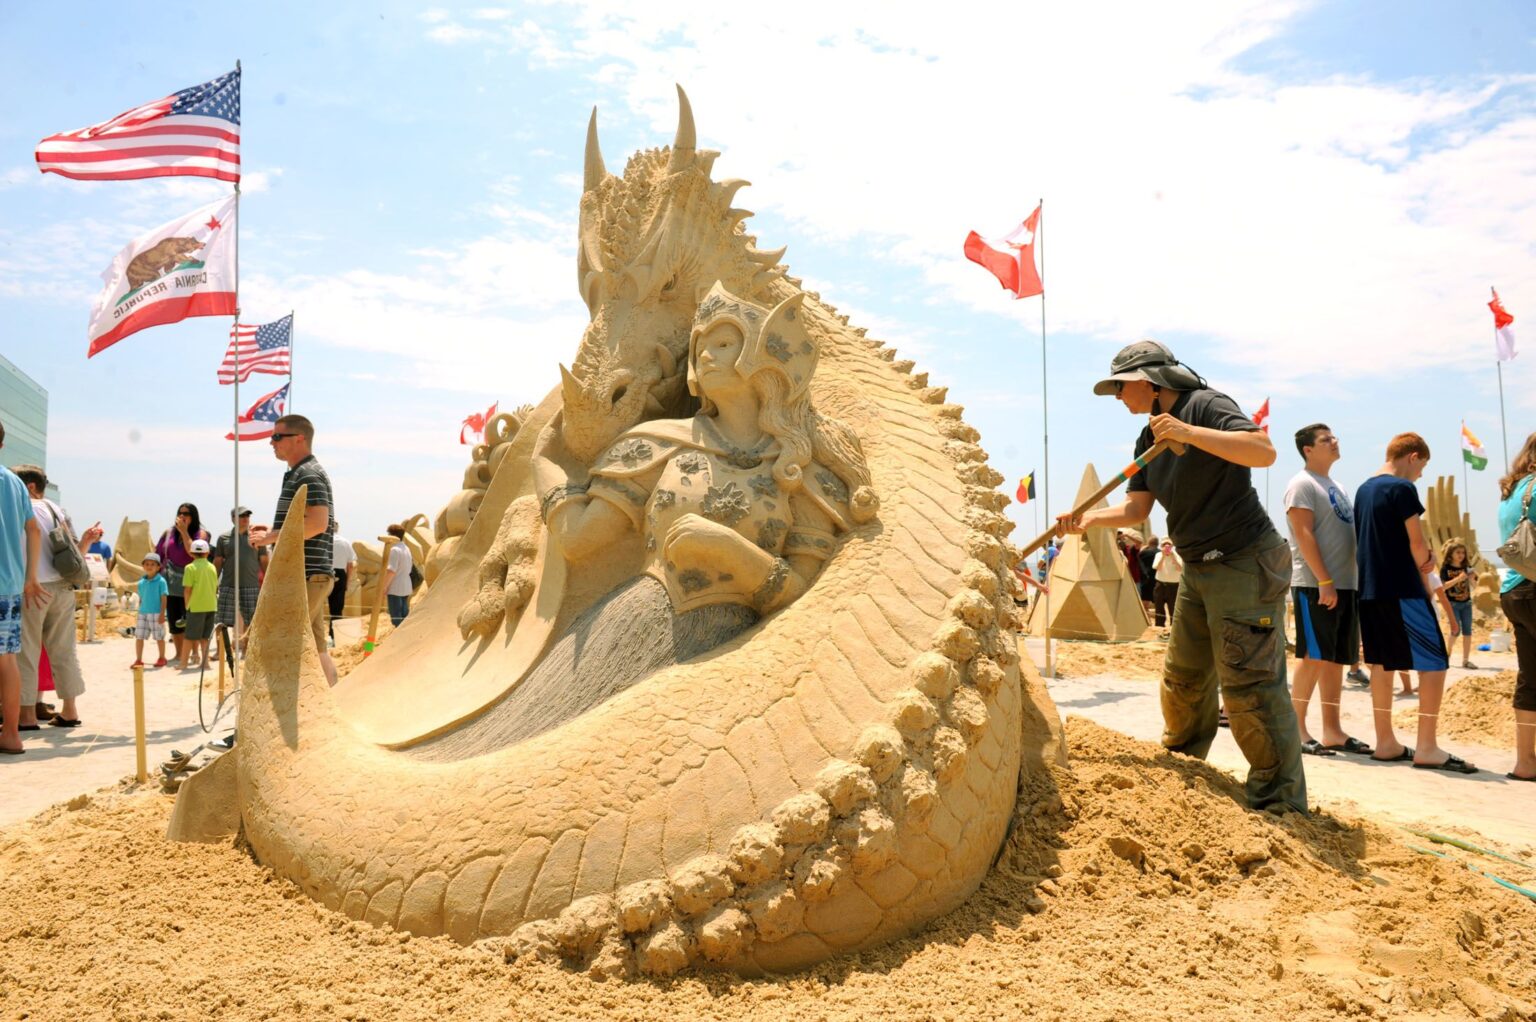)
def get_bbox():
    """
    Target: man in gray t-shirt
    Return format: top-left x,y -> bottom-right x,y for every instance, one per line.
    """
1283,423 -> 1370,757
